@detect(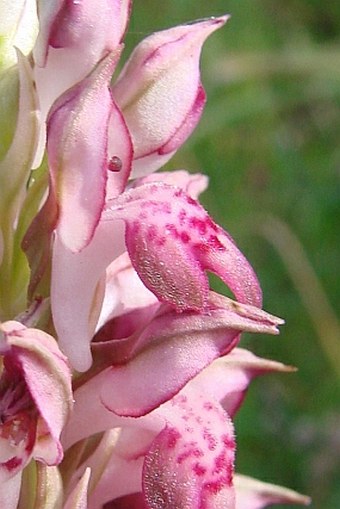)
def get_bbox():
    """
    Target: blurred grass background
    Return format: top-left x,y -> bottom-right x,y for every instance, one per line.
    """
126,2 -> 340,508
